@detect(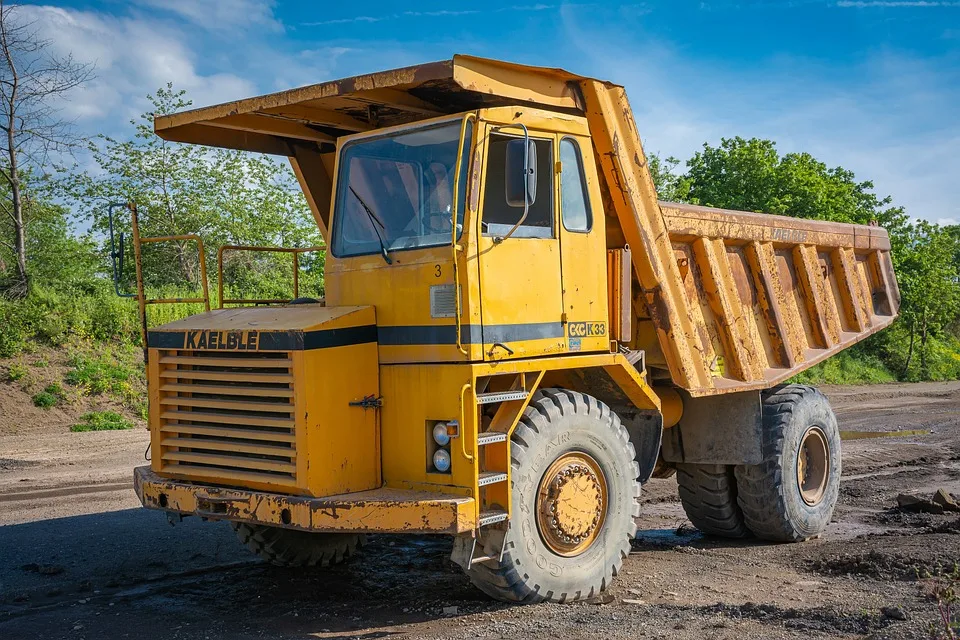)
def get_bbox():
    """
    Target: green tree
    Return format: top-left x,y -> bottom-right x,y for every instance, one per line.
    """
895,222 -> 960,378
680,137 -> 909,233
62,85 -> 323,300
647,151 -> 688,202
